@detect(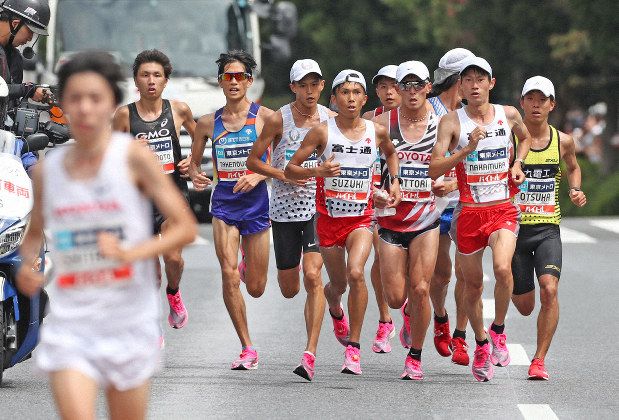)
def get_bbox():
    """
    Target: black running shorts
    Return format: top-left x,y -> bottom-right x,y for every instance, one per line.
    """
512,224 -> 562,295
378,220 -> 439,249
272,215 -> 319,270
